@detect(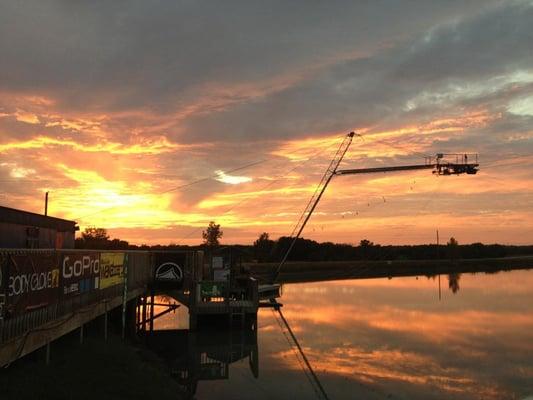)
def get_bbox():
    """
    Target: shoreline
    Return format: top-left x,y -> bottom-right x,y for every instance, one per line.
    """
246,255 -> 533,283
